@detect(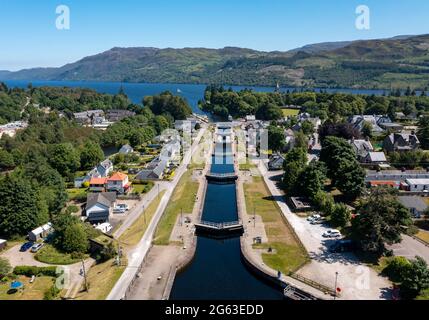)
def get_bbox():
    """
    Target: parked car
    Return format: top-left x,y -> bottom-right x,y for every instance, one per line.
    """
20,242 -> 34,252
310,217 -> 326,225
116,204 -> 129,211
113,204 -> 129,213
307,214 -> 321,222
95,223 -> 113,234
30,243 -> 44,253
322,229 -> 342,238
329,240 -> 357,253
